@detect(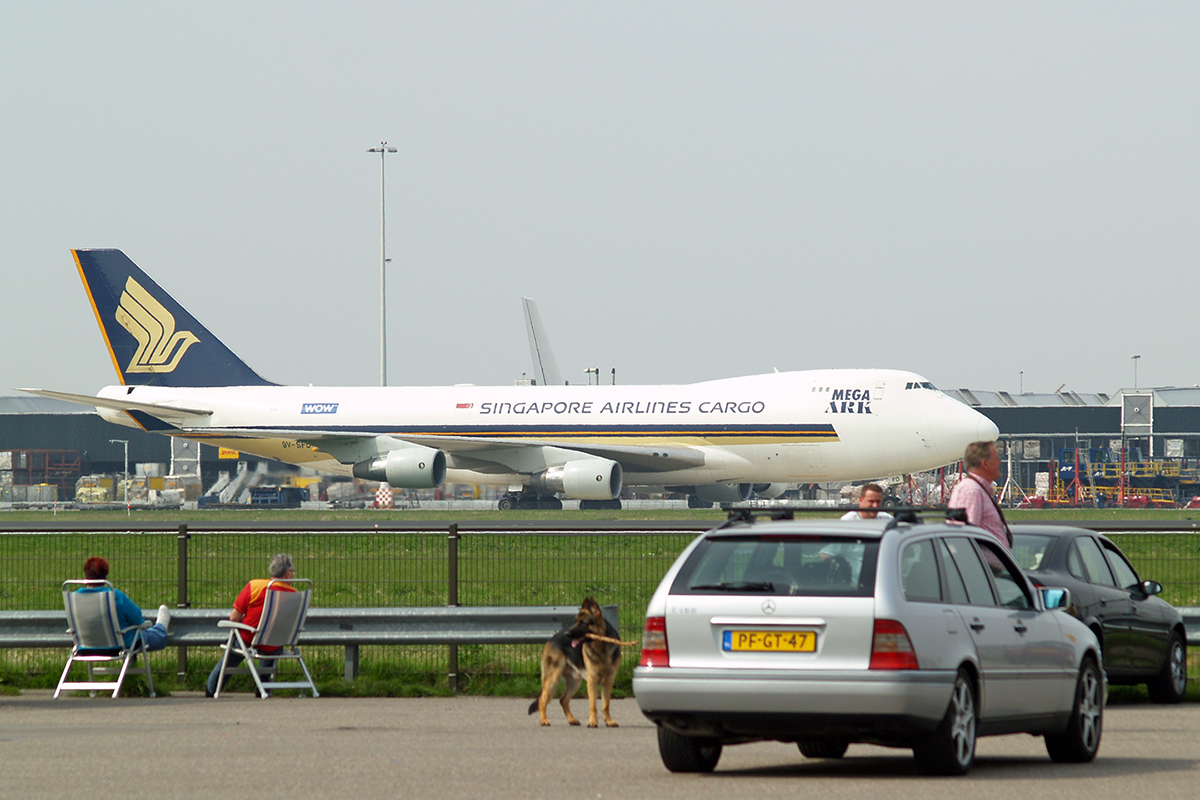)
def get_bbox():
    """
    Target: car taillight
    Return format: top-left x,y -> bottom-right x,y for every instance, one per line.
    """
639,616 -> 669,667
869,619 -> 919,670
